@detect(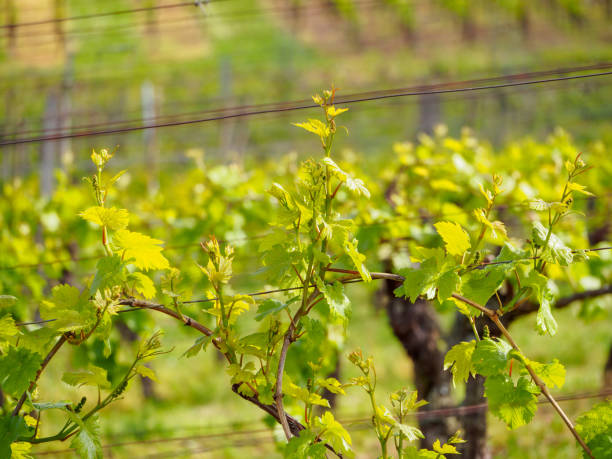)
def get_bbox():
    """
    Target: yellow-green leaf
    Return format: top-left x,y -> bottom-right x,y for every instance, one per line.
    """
135,364 -> 157,381
113,230 -> 169,271
434,221 -> 471,256
80,206 -> 129,230
129,272 -> 156,299
566,182 -> 594,196
326,106 -> 348,117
